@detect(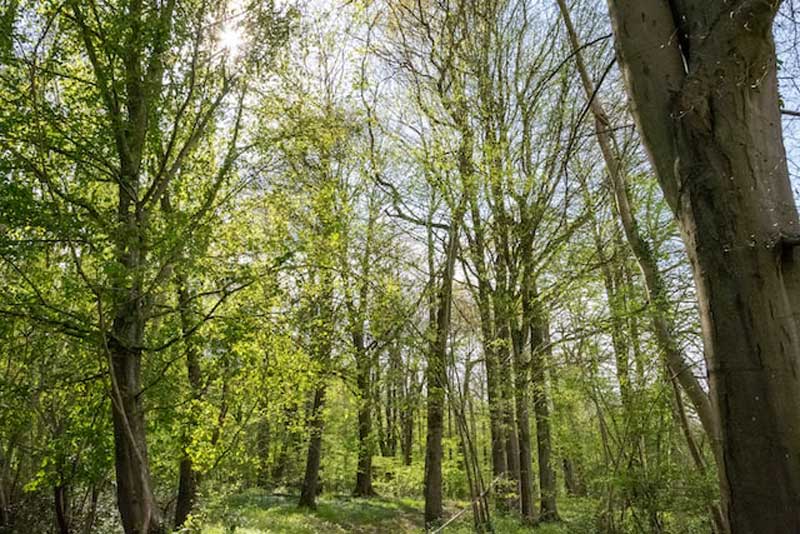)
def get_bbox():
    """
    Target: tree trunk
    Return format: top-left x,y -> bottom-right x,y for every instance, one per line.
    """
607,2 -> 800,530
562,458 -> 583,497
423,312 -> 446,526
299,268 -> 334,509
174,458 -> 197,530
108,309 -> 164,534
400,370 -> 415,466
54,484 -> 70,534
512,330 -> 536,523
354,336 -> 376,497
498,341 -> 521,512
514,250 -> 538,523
107,149 -> 164,534
489,144 -> 521,511
493,274 -> 520,512
299,385 -> 326,509
71,1 -> 181,530
423,202 -> 463,526
174,281 -> 203,529
530,302 -> 558,522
